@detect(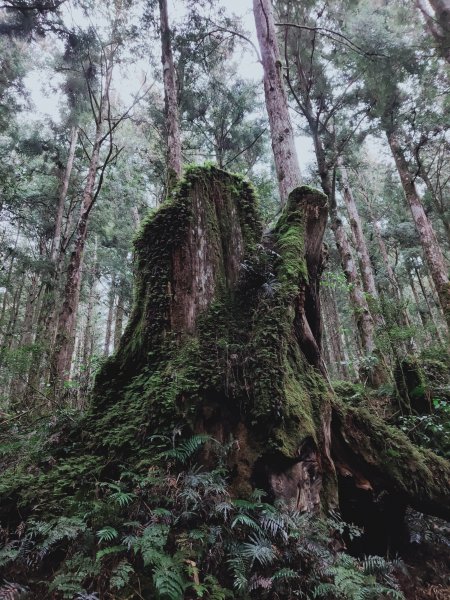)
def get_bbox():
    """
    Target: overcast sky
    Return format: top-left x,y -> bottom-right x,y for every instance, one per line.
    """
22,0 -> 321,171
